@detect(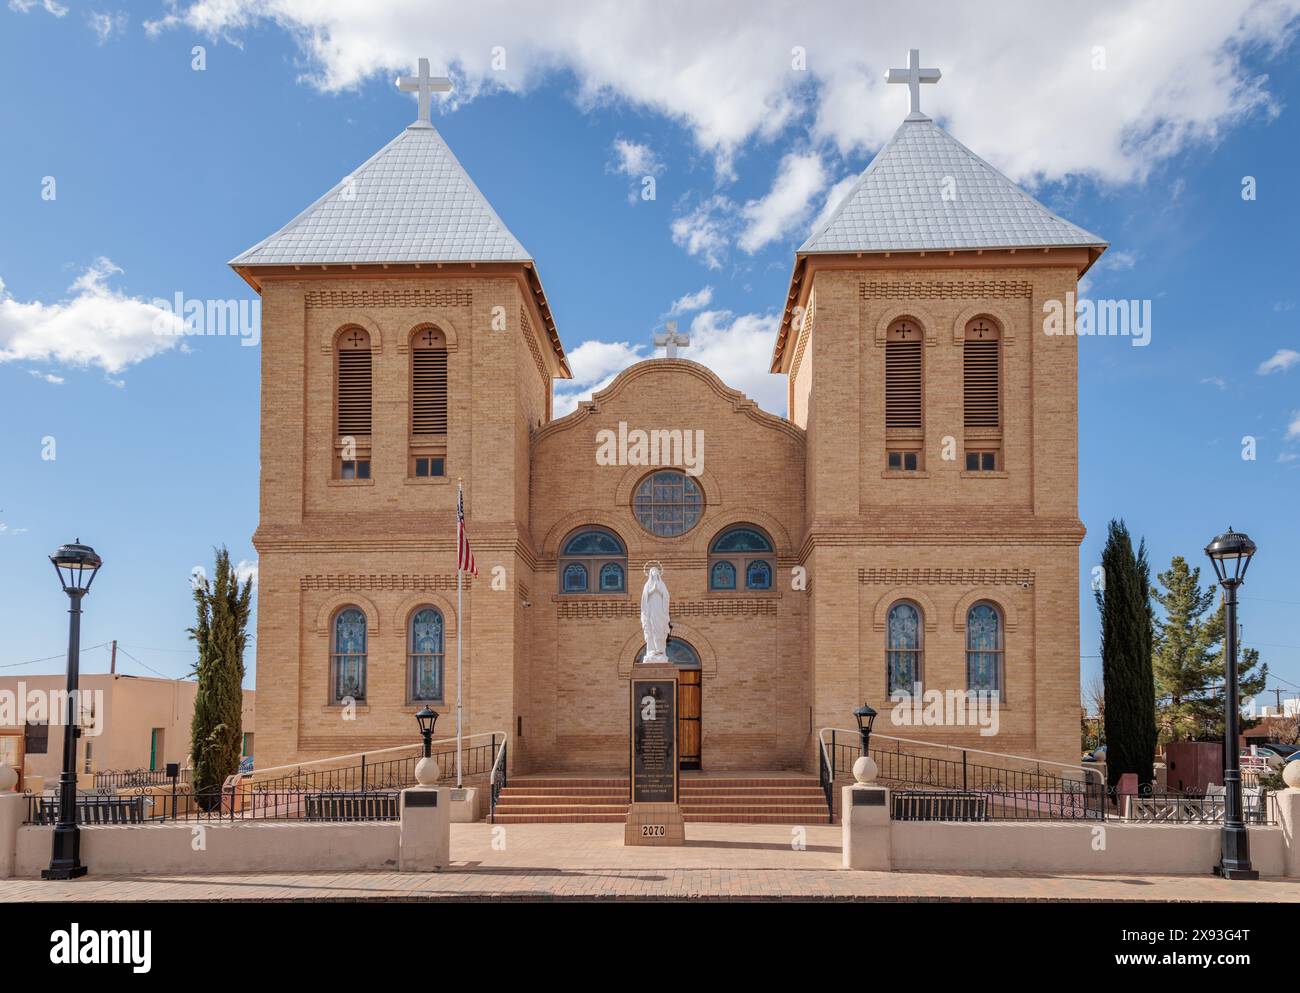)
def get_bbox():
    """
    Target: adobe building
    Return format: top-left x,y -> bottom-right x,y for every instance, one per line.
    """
0,673 -> 256,790
233,59 -> 1104,777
